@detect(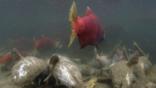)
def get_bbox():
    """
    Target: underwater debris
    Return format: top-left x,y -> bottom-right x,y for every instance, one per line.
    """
94,47 -> 111,68
126,43 -> 152,81
84,42 -> 156,88
0,42 -> 155,88
111,46 -> 127,64
94,44 -> 128,69
127,50 -> 140,67
133,41 -> 146,56
131,55 -> 152,80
